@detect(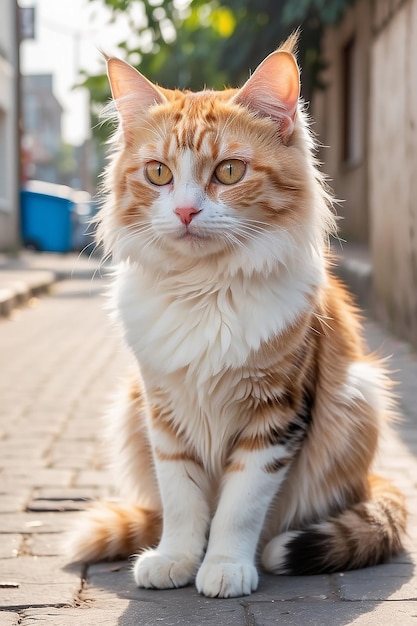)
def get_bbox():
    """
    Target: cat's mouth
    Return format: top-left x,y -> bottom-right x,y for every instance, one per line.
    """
167,225 -> 225,256
176,227 -> 211,245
